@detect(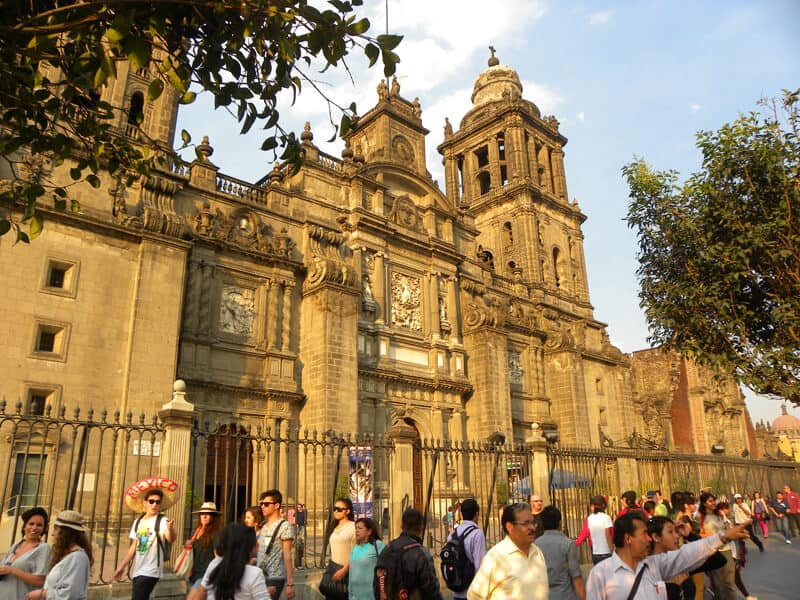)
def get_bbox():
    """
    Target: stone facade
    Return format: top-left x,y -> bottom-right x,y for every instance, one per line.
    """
0,53 -> 756,509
